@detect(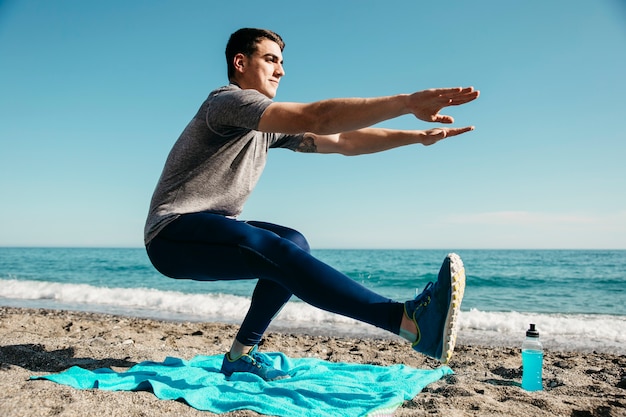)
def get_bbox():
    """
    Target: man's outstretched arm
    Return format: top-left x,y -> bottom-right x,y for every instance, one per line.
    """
297,126 -> 475,156
257,87 -> 479,135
